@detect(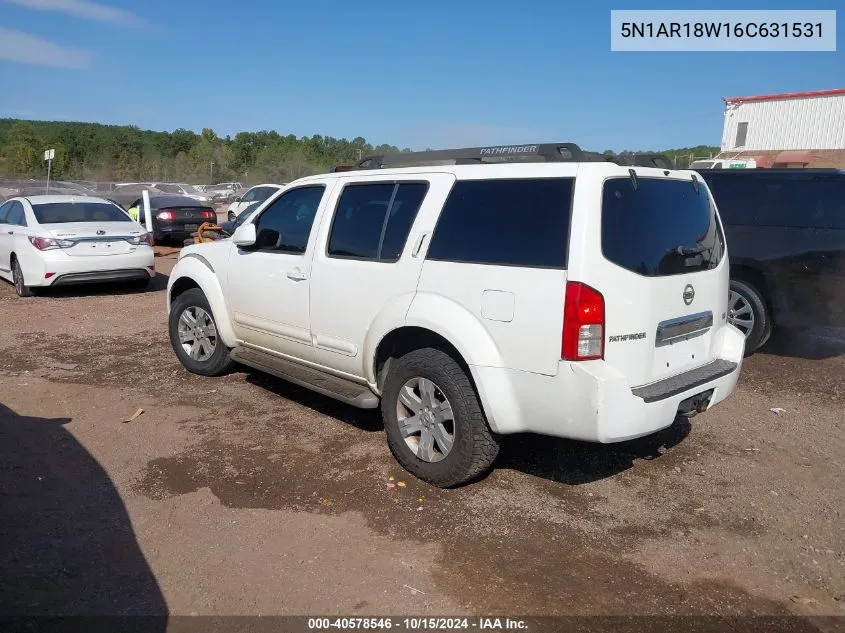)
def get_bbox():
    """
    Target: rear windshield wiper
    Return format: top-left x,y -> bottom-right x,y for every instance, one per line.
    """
669,245 -> 710,256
